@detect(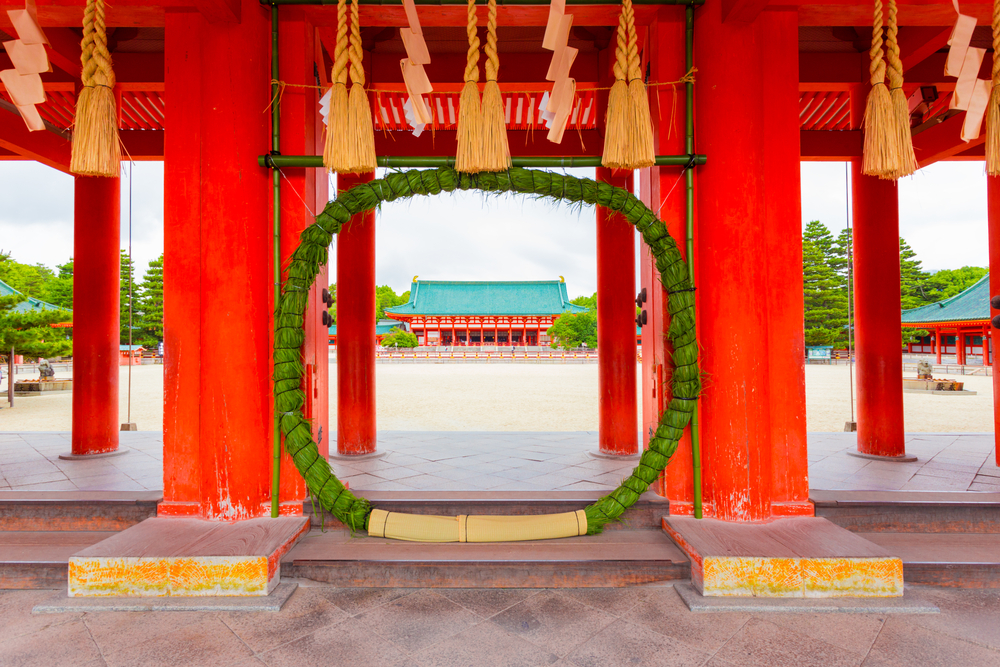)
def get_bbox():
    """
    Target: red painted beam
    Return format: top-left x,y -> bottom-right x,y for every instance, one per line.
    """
305,6 -> 657,29
197,0 -> 240,23
721,0 -> 770,24
900,26 -> 953,72
374,129 -> 604,157
913,112 -> 984,168
120,129 -> 164,159
800,129 -> 862,160
0,105 -> 71,172
43,27 -> 82,79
